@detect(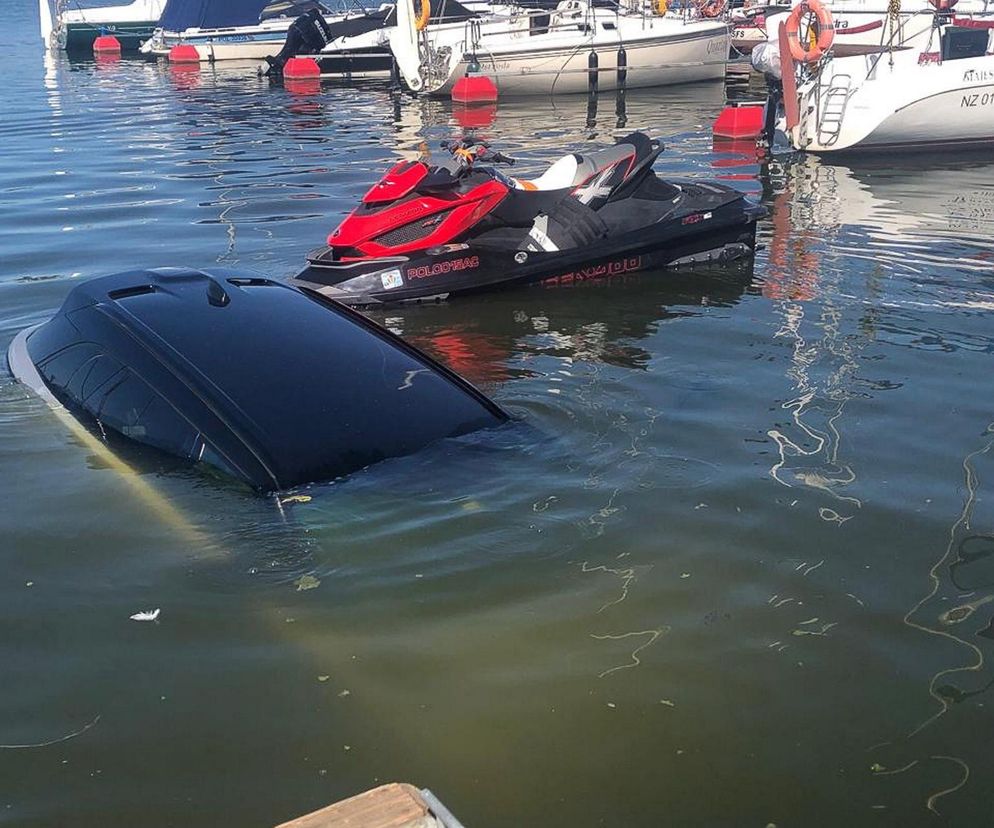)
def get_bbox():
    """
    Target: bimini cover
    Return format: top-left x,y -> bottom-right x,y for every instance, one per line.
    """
159,0 -> 327,31
9,268 -> 507,491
